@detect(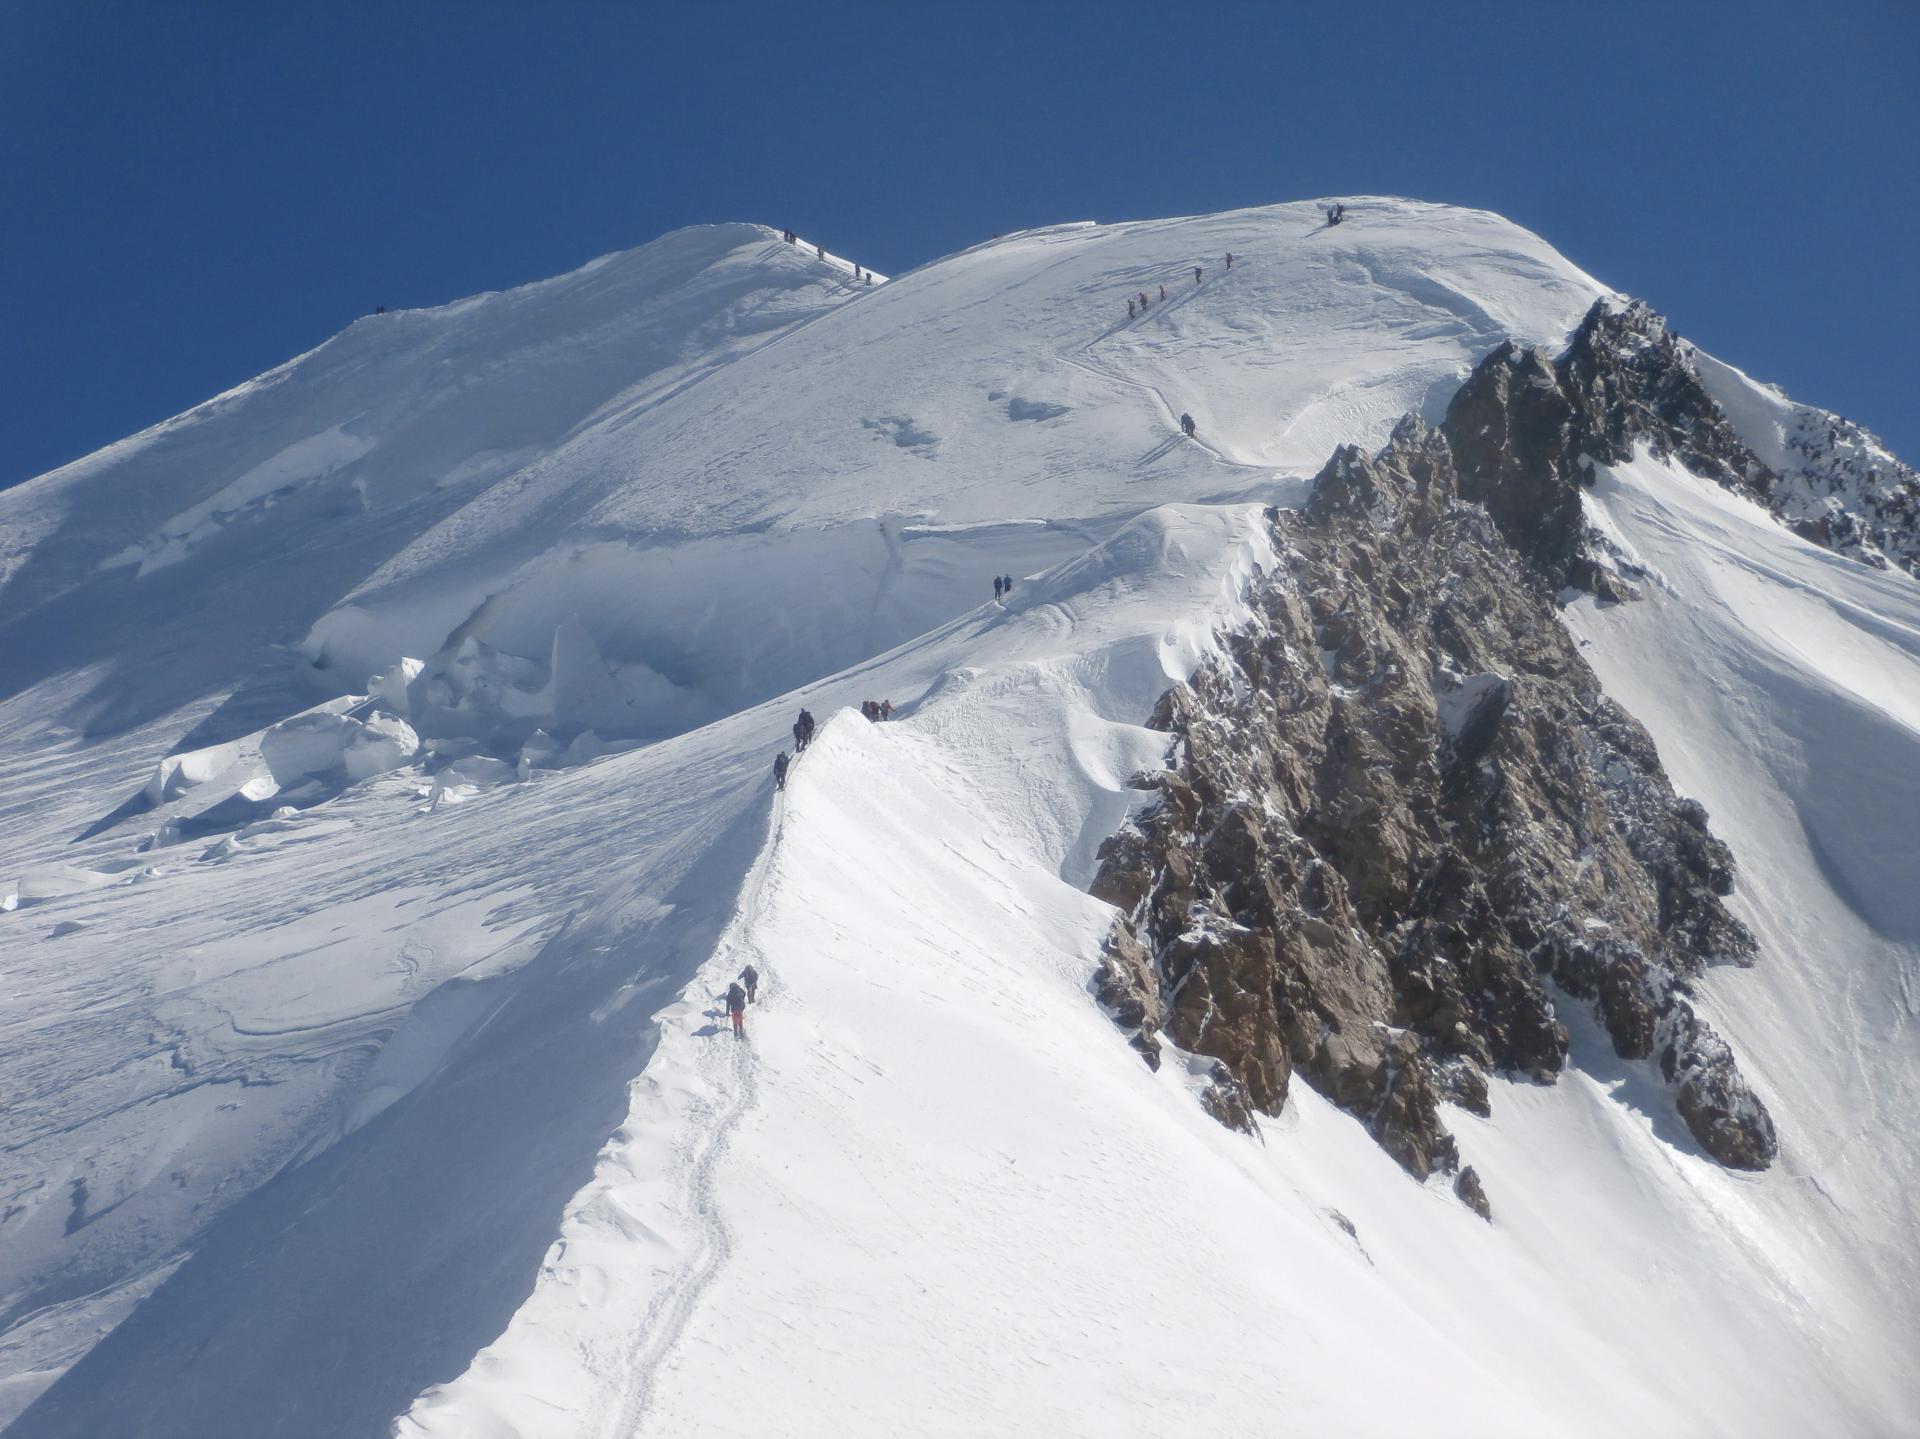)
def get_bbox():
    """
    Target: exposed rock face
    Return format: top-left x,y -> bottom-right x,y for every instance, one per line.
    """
1443,297 -> 1920,588
1454,1165 -> 1492,1223
1767,406 -> 1920,573
1090,419 -> 1778,1201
